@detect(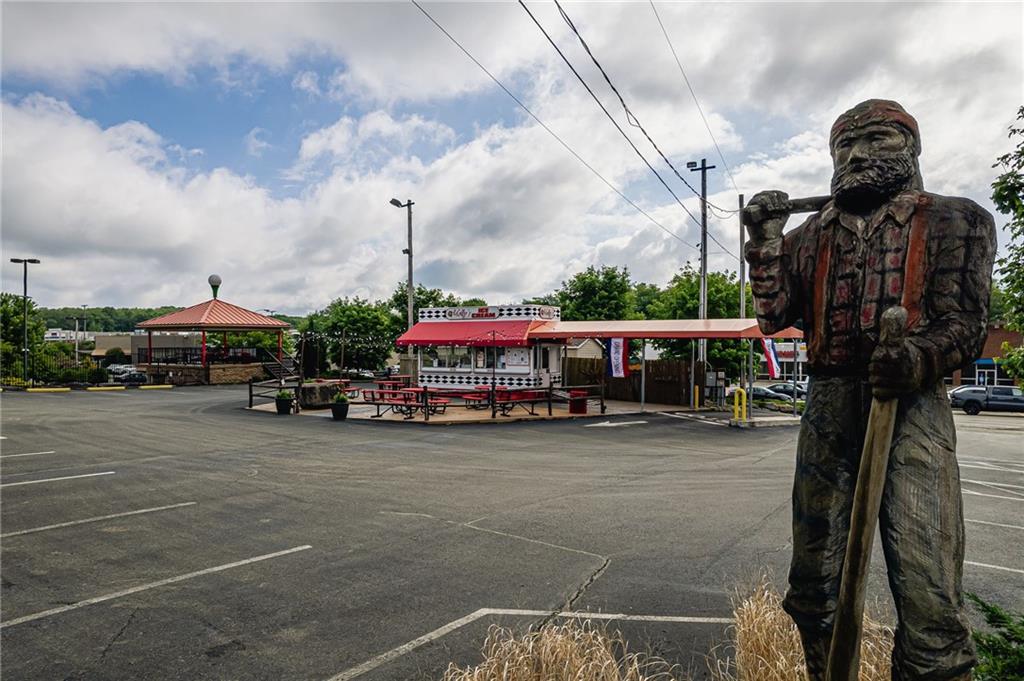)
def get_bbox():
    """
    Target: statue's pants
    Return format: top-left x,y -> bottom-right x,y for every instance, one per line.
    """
782,376 -> 977,681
